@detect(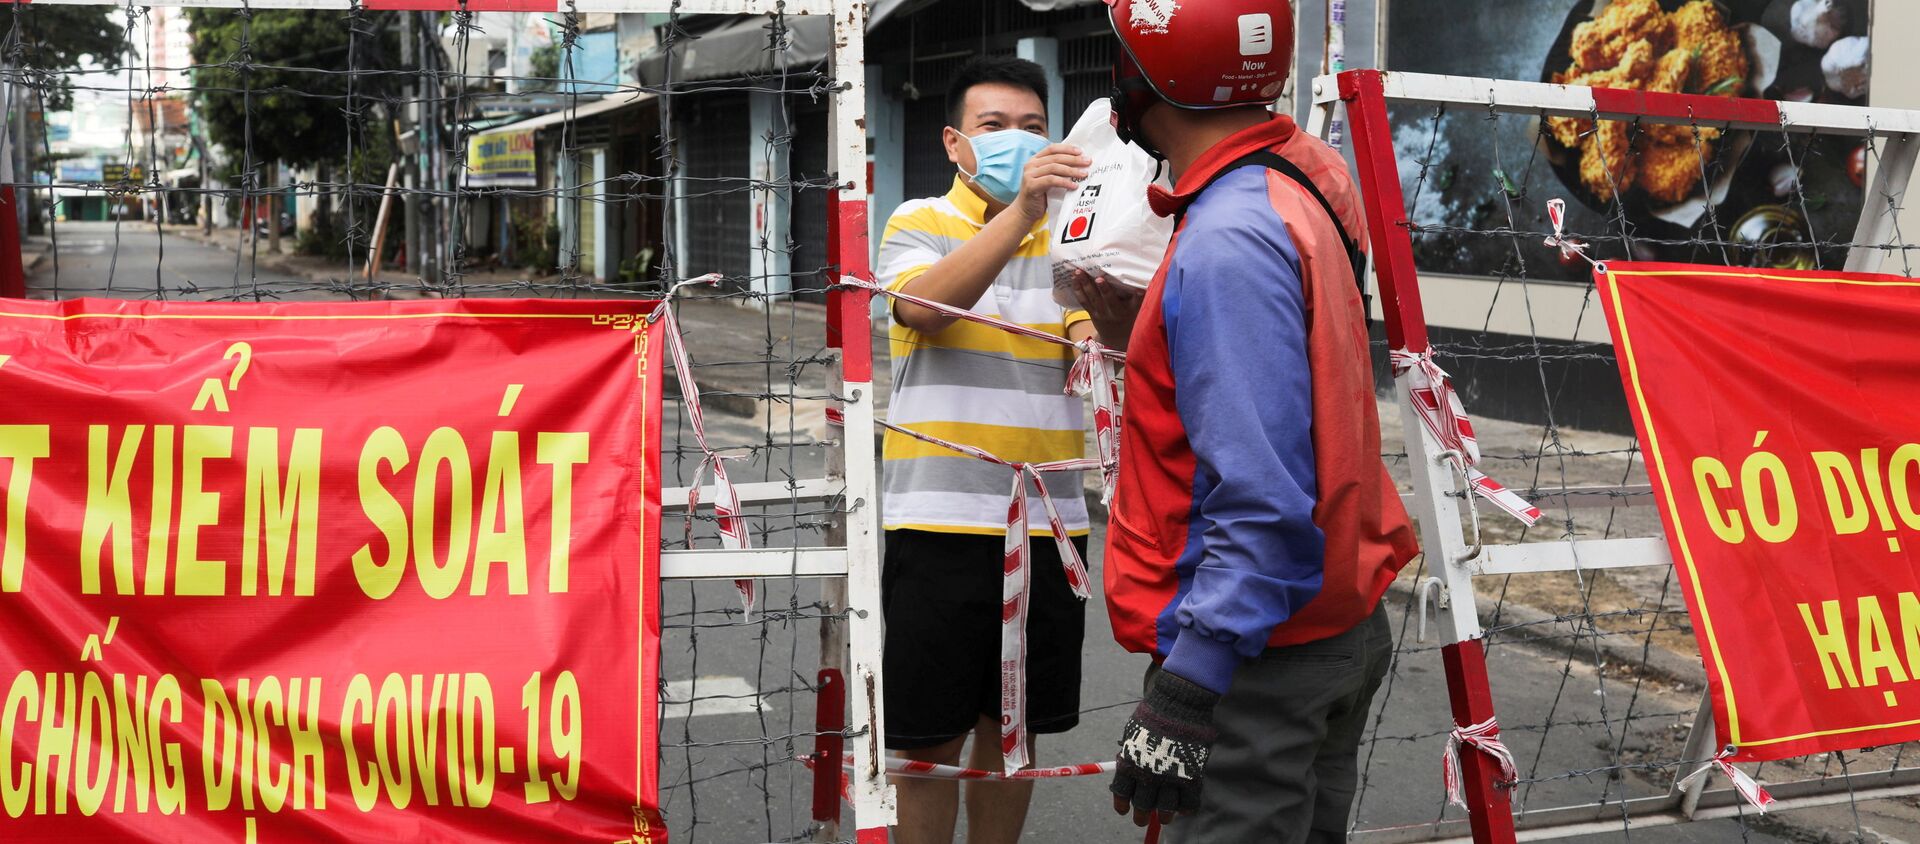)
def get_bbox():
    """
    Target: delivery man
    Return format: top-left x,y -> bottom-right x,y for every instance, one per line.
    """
1094,1 -> 1422,839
